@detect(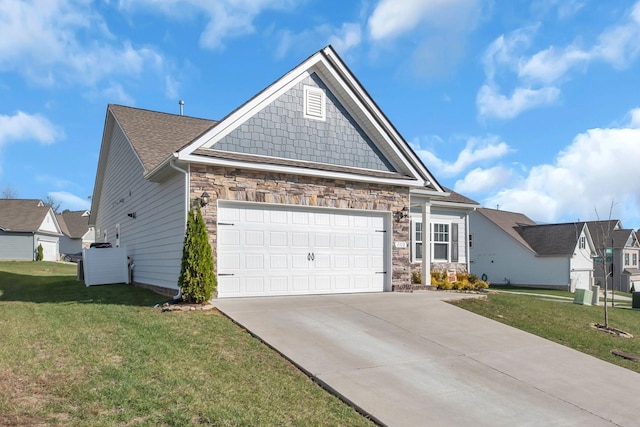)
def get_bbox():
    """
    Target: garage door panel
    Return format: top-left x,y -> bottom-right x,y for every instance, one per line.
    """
217,203 -> 388,298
